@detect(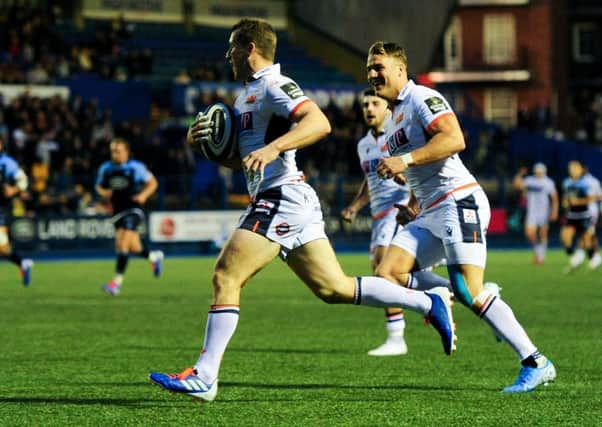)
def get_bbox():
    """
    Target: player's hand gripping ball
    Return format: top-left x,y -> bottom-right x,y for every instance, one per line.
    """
188,102 -> 238,162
